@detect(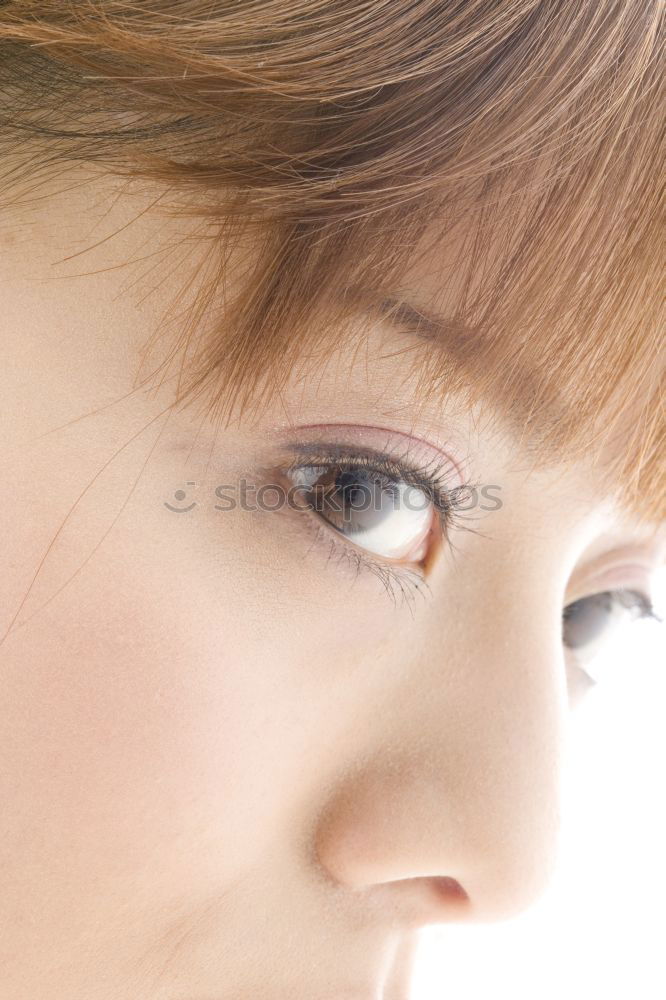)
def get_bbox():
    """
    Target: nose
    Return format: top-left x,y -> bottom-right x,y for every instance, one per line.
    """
313,580 -> 567,927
